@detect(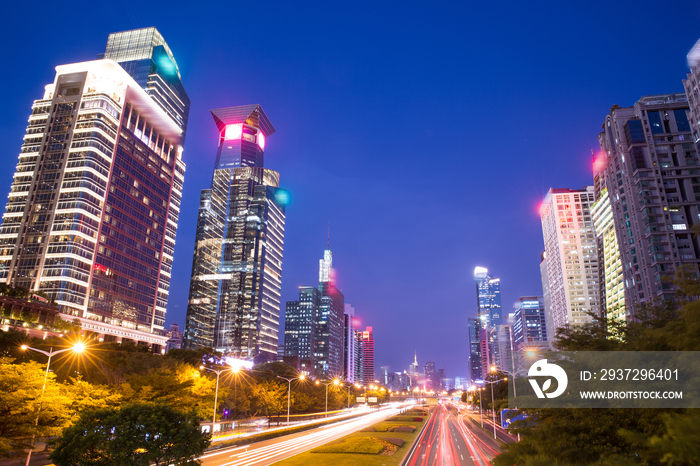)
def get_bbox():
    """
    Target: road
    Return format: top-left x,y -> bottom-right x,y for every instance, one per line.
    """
464,411 -> 518,445
199,405 -> 404,466
403,404 -> 503,466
